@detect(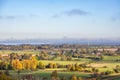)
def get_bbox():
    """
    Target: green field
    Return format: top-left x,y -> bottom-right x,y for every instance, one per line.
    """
40,60 -> 90,65
6,70 -> 91,79
103,56 -> 120,61
0,50 -> 40,54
